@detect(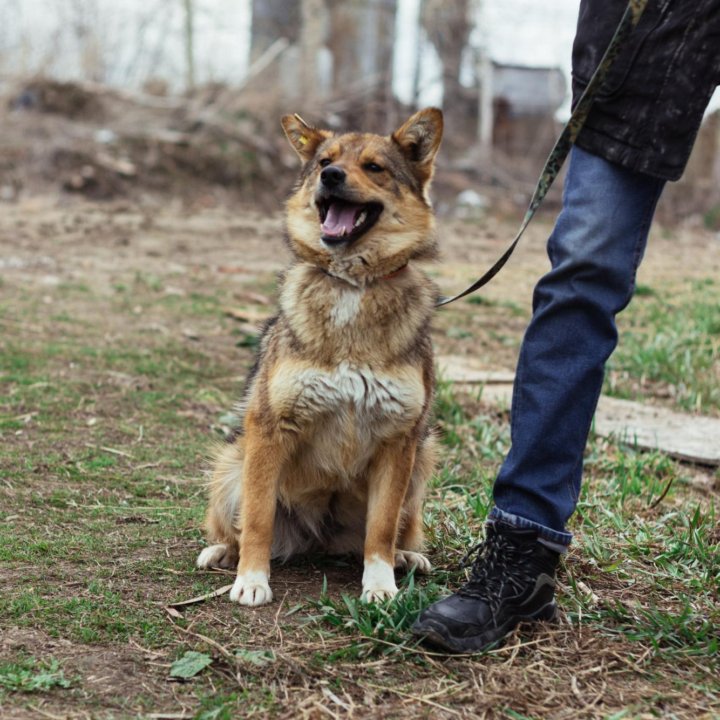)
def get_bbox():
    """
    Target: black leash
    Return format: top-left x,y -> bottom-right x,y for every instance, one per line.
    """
436,0 -> 649,308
